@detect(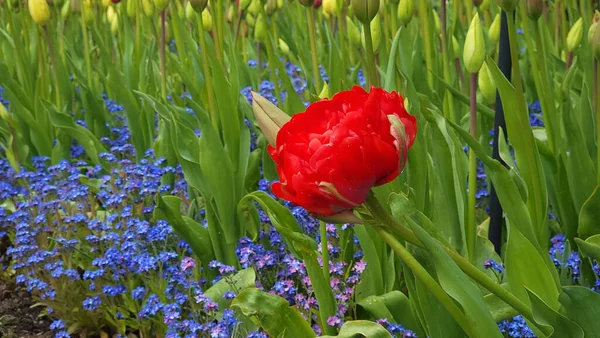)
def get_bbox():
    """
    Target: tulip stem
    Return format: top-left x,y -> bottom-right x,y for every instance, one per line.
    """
160,10 -> 167,101
43,26 -> 62,109
467,72 -> 478,263
308,8 -> 321,93
197,12 -> 219,131
375,228 -> 474,337
363,20 -> 379,87
417,0 -> 434,88
595,59 -> 600,185
80,11 -> 93,92
320,221 -> 331,287
440,0 -> 457,123
363,190 -> 552,336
